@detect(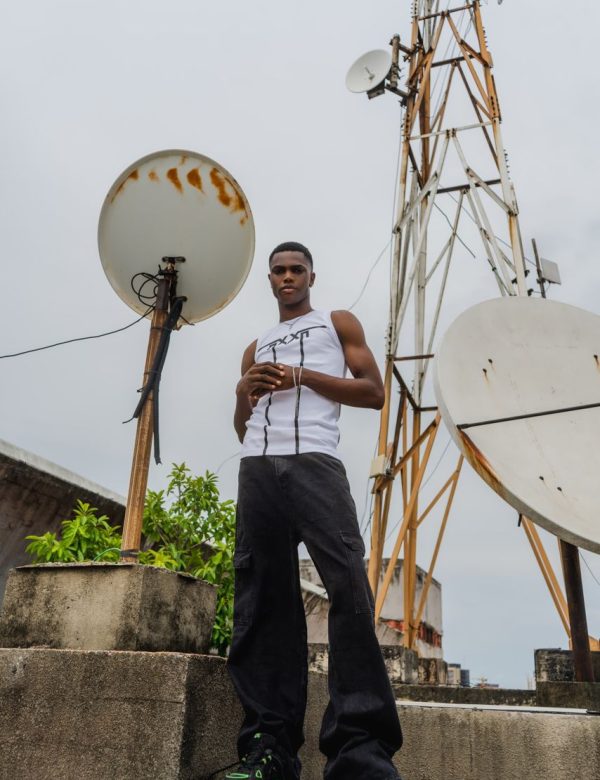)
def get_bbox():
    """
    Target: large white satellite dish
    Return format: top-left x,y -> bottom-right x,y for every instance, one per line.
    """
97,149 -> 255,561
346,49 -> 393,94
434,297 -> 600,553
98,149 -> 255,324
